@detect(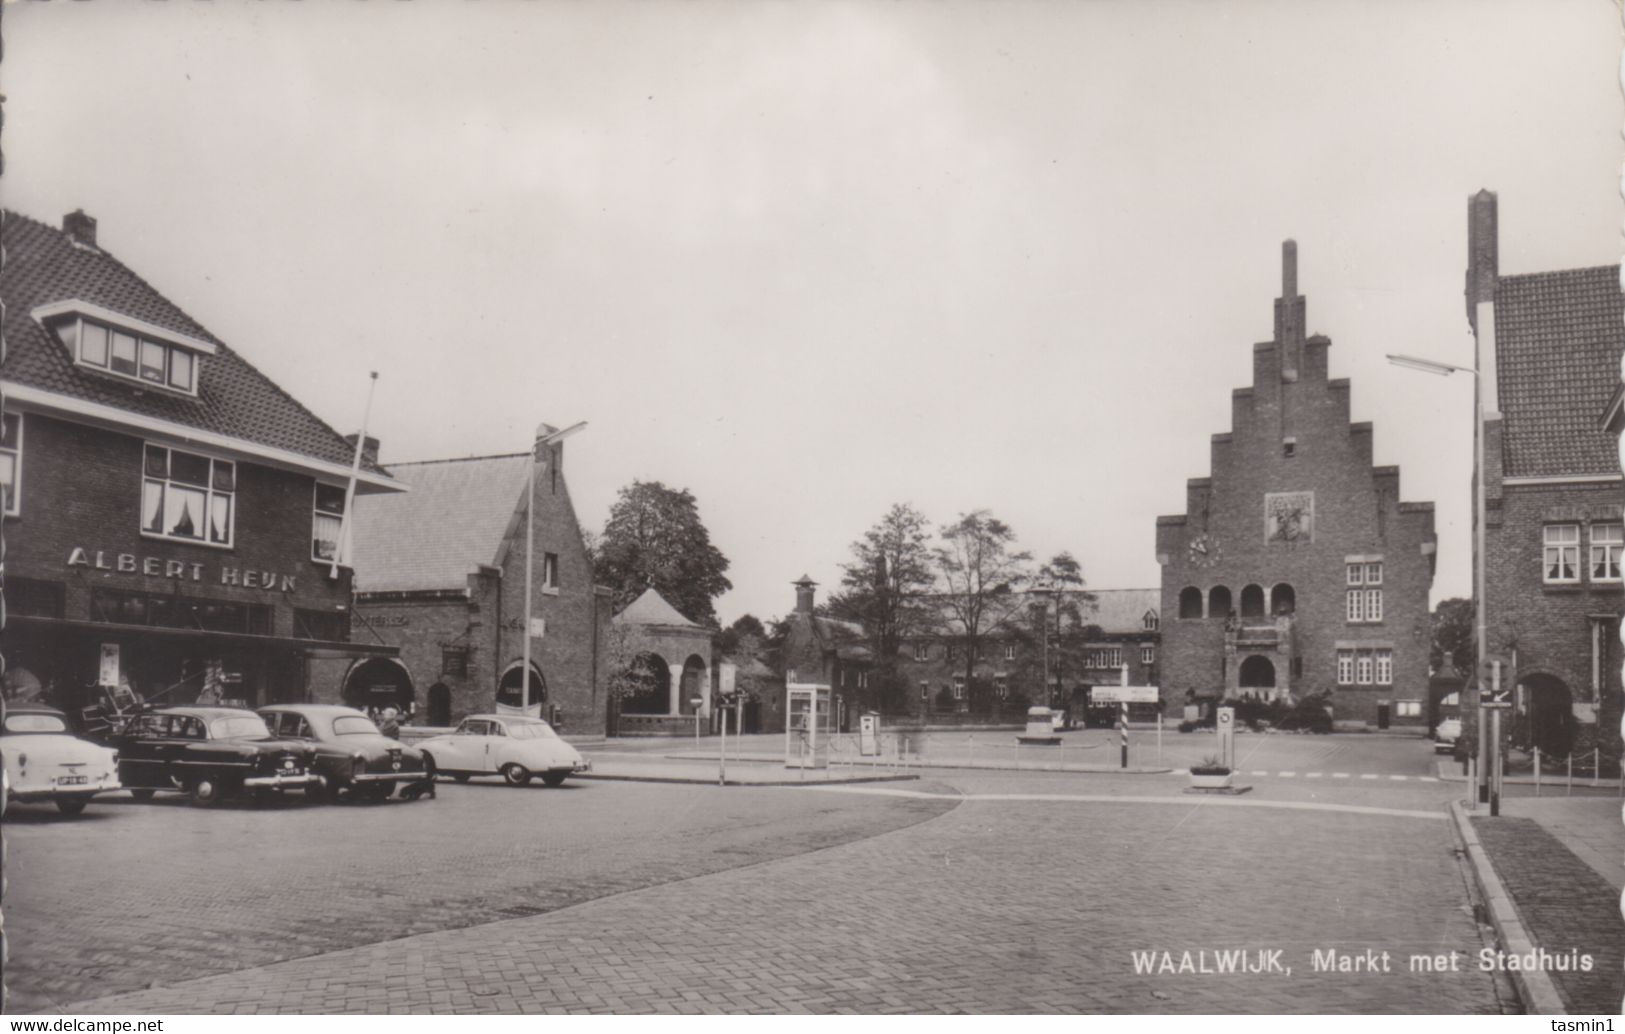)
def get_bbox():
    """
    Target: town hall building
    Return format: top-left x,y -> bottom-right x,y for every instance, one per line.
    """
1155,242 -> 1437,727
